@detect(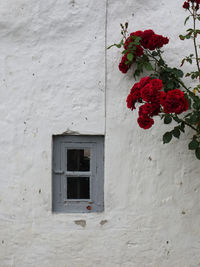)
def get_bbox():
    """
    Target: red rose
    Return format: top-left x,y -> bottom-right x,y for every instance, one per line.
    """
130,31 -> 143,38
141,30 -> 155,48
124,31 -> 144,58
139,77 -> 151,87
119,62 -> 129,73
150,103 -> 161,116
151,91 -> 164,104
132,90 -> 141,102
160,91 -> 167,103
162,37 -> 169,45
137,116 -> 154,129
127,90 -> 141,110
139,103 -> 160,117
124,31 -> 143,50
119,54 -> 132,73
161,89 -> 189,114
130,82 -> 141,94
140,84 -> 155,102
139,103 -> 153,116
183,1 -> 190,8
147,34 -> 169,50
135,45 -> 144,57
149,79 -> 163,91
126,94 -> 135,109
